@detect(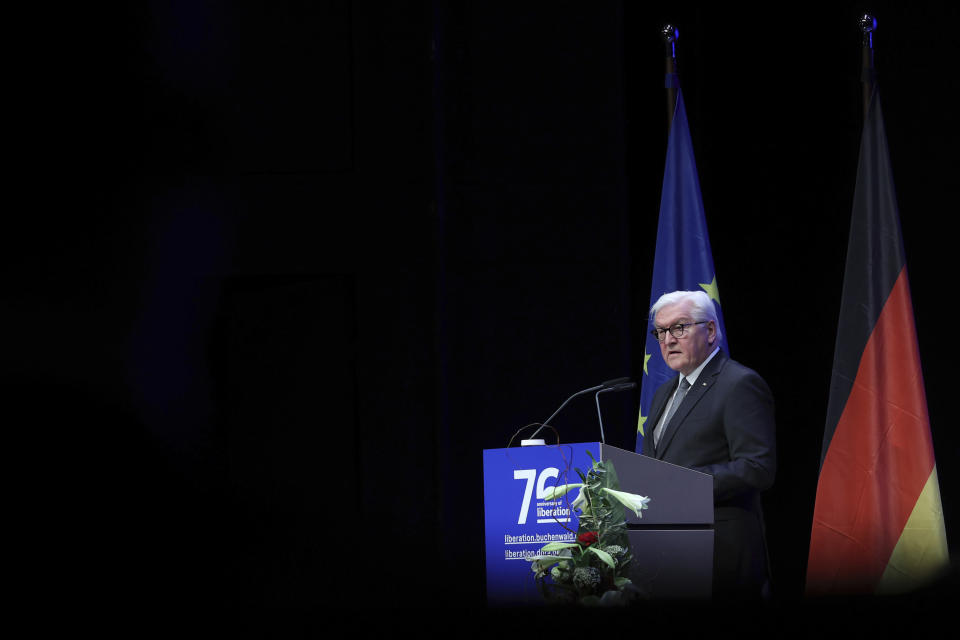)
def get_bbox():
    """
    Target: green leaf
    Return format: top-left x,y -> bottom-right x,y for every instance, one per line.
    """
587,546 -> 615,569
539,542 -> 580,553
603,460 -> 616,483
614,577 -> 632,588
